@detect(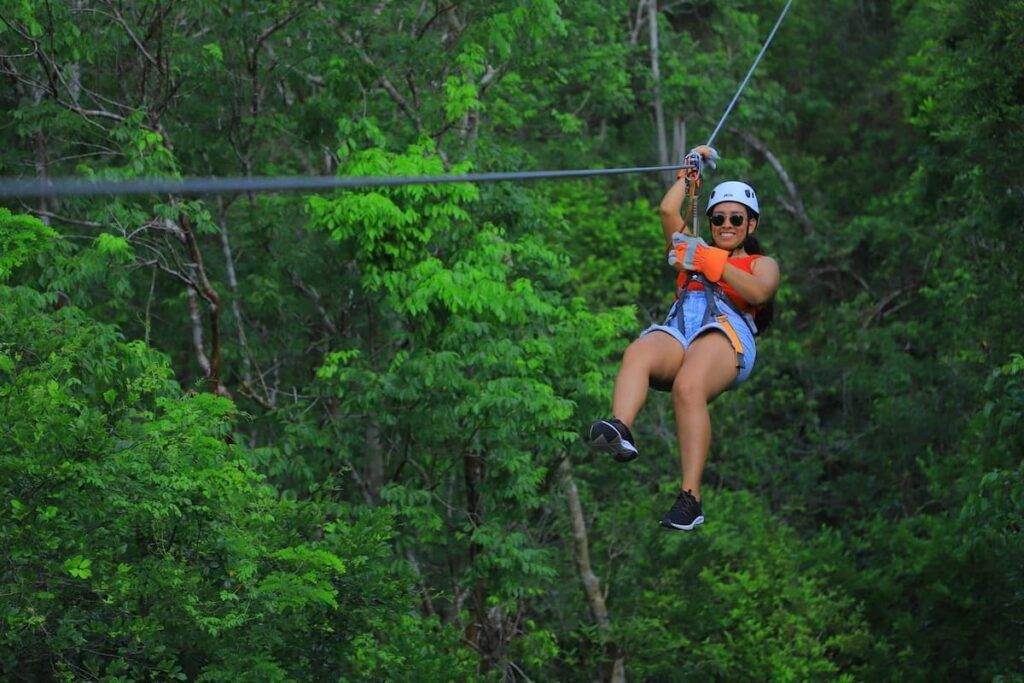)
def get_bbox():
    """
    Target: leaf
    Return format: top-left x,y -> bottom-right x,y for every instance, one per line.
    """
63,555 -> 92,579
0,209 -> 59,281
203,43 -> 224,62
94,233 -> 133,260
